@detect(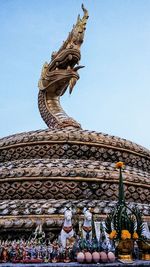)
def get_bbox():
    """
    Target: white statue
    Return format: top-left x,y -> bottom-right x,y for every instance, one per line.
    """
60,207 -> 74,248
82,207 -> 92,240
